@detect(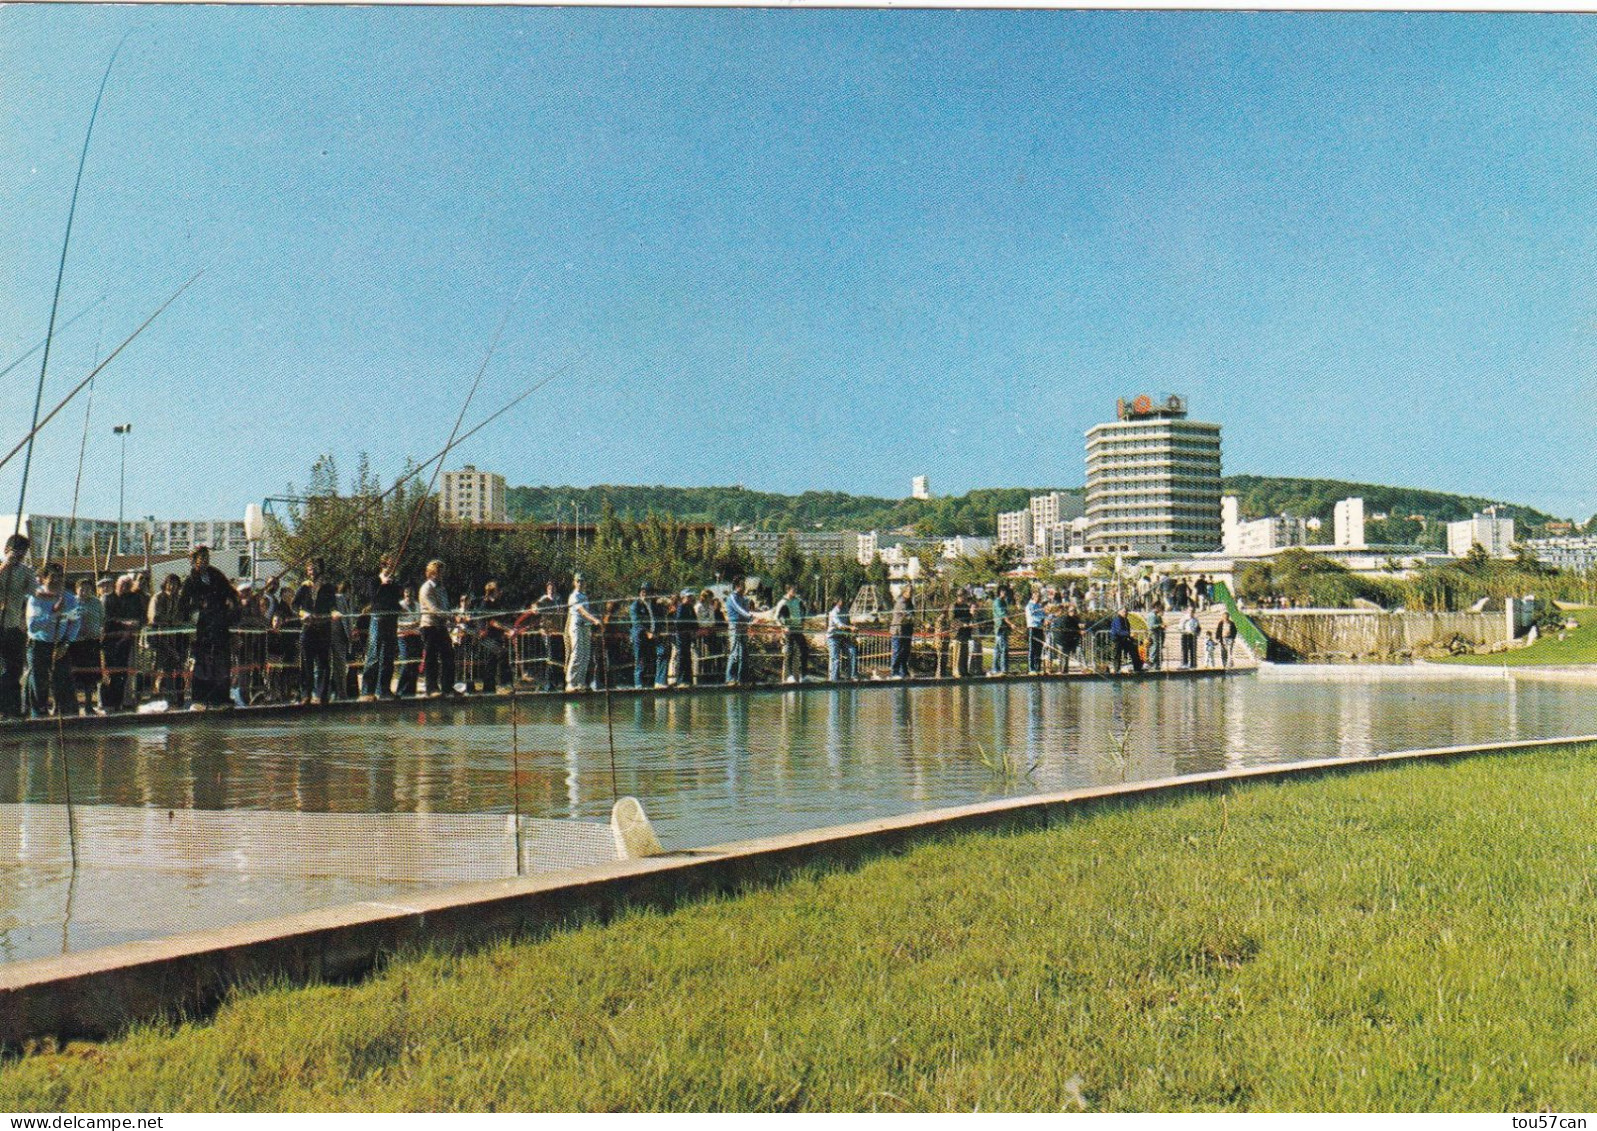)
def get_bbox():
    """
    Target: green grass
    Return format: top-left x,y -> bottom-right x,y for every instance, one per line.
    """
1443,608 -> 1597,666
7,745 -> 1597,1111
